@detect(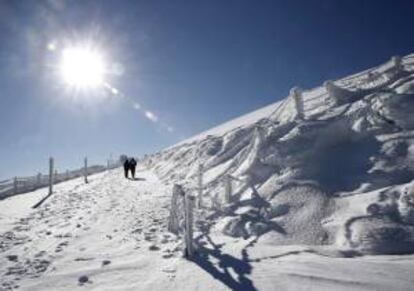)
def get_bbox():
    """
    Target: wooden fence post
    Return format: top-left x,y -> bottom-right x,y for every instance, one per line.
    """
168,185 -> 180,234
167,184 -> 195,257
84,157 -> 88,184
290,87 -> 304,120
197,164 -> 203,208
184,193 -> 195,257
224,174 -> 232,204
13,176 -> 18,195
36,173 -> 41,188
49,157 -> 54,195
324,80 -> 338,105
391,55 -> 402,71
